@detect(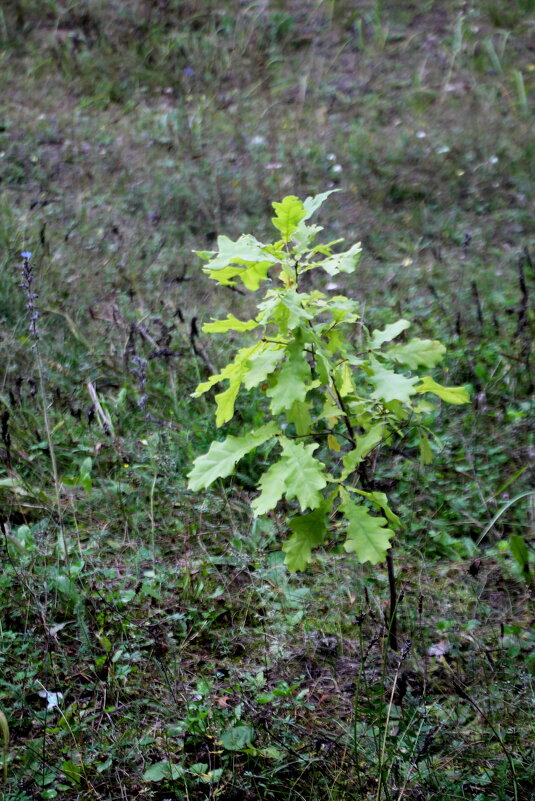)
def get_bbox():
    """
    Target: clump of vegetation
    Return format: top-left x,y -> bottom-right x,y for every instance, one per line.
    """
189,191 -> 468,573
